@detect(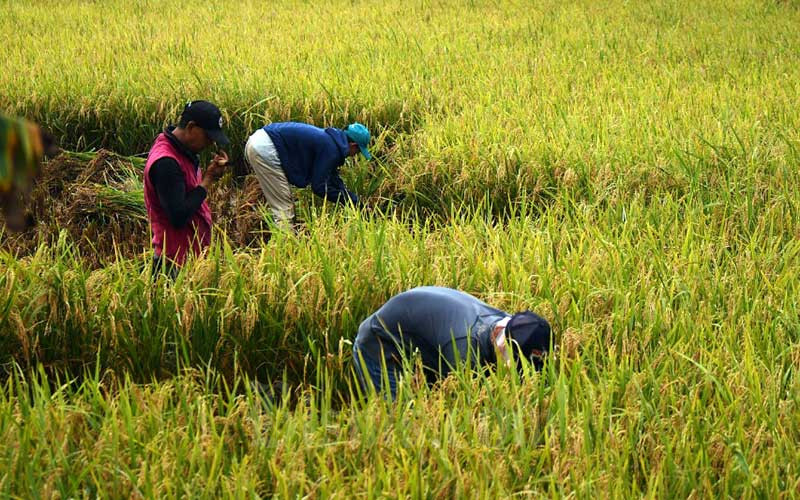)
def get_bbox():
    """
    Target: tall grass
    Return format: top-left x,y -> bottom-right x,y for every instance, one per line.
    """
2,182 -> 799,379
2,0 -> 800,496
2,0 -> 798,212
1,192 -> 799,496
1,324 -> 798,497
